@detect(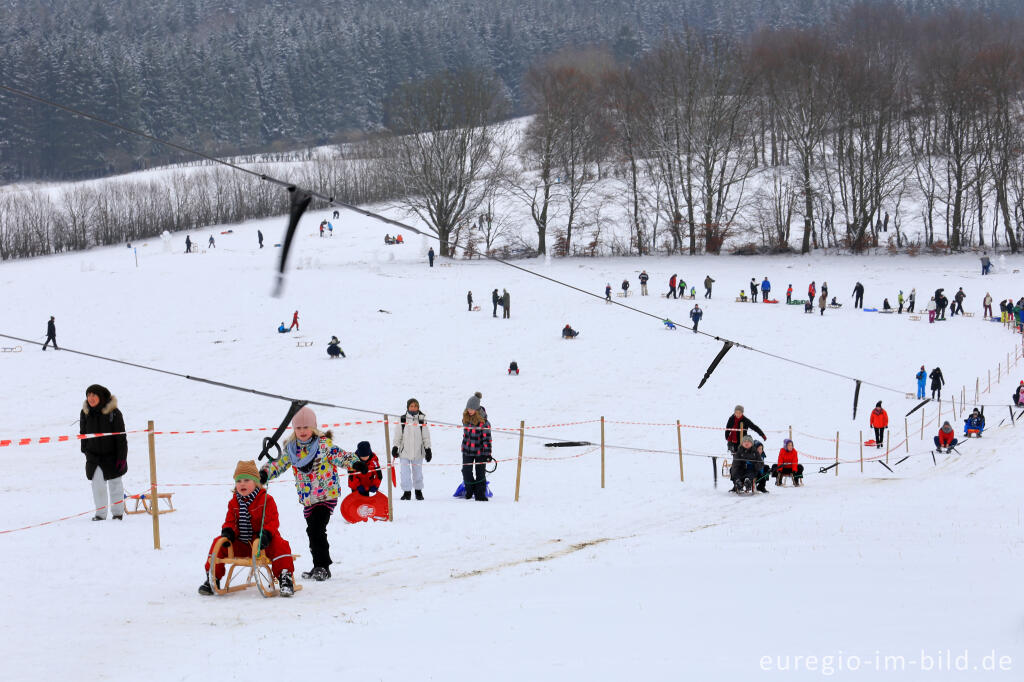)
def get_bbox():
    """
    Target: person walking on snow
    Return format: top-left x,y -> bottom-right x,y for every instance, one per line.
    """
704,275 -> 715,299
319,220 -> 326,237
208,235 -> 215,248
491,289 -> 500,317
668,274 -> 678,299
185,235 -> 192,253
819,292 -> 827,316
605,283 -> 612,302
259,406 -> 359,581
639,270 -> 649,296
42,315 -> 58,350
289,310 -> 299,331
952,287 -> 966,316
853,282 -> 864,308
870,401 -> 888,449
930,367 -> 945,400
927,296 -> 937,323
428,247 -> 435,267
328,222 -> 333,237
392,398 -> 433,500
689,304 -> 702,333
258,229 -> 264,248
199,461 -> 295,597
761,277 -> 770,302
467,291 -> 473,312
677,278 -> 687,298
502,289 -> 510,319
80,384 -> 128,520
916,365 -> 927,399
461,392 -> 492,501
983,292 -> 993,318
